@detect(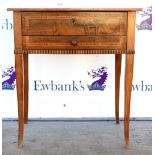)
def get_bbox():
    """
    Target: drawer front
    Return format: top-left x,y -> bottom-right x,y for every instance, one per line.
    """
22,36 -> 127,50
22,12 -> 127,36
